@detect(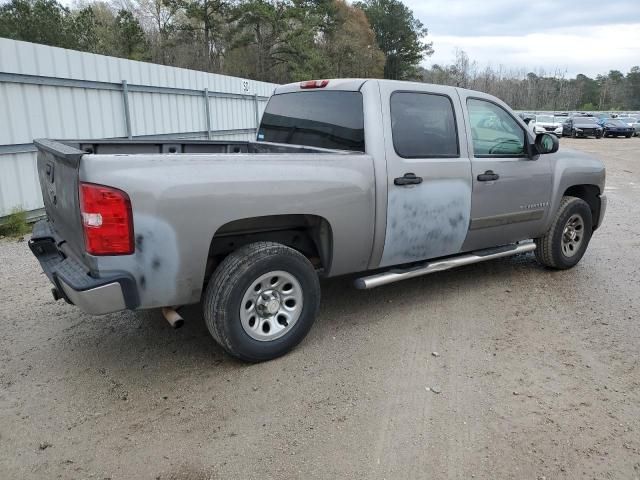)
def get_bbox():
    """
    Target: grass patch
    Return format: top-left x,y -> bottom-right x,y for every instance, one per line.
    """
0,208 -> 30,237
